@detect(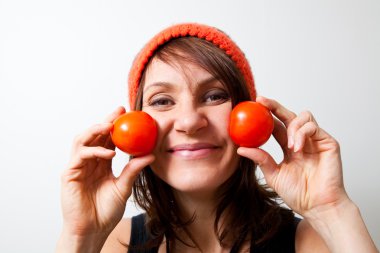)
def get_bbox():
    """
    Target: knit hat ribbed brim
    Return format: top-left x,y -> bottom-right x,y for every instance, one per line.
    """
128,23 -> 256,109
